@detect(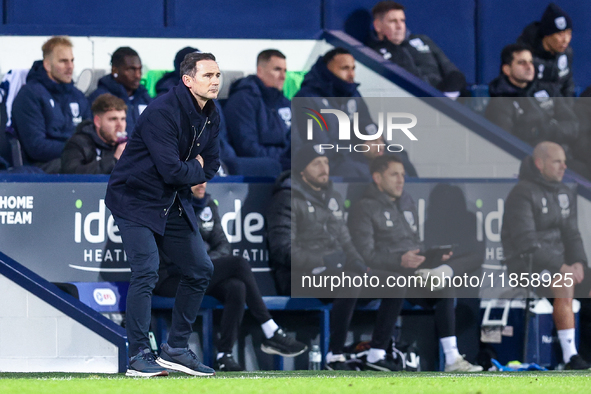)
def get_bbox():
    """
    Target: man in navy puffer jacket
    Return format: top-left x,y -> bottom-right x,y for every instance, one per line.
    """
224,49 -> 291,170
87,47 -> 151,138
11,36 -> 91,173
